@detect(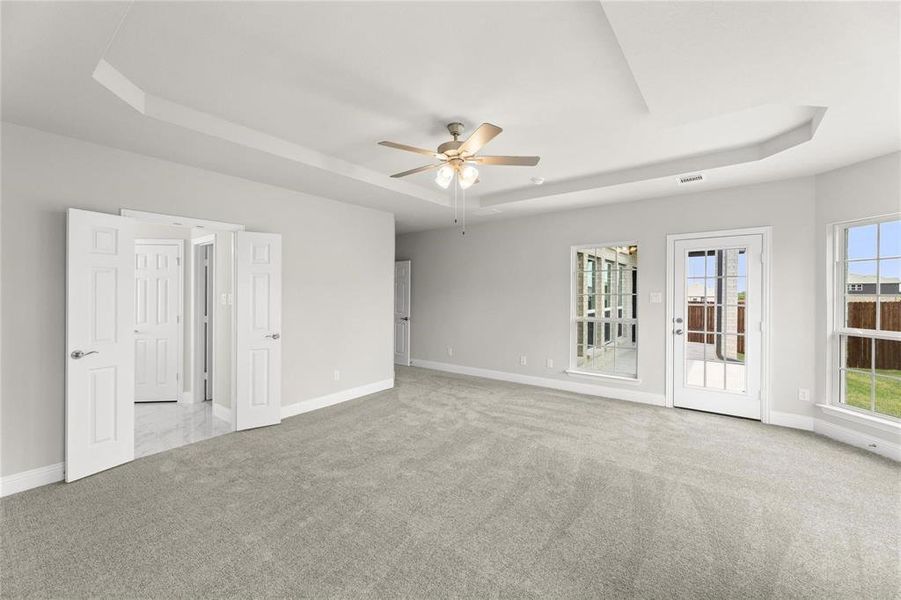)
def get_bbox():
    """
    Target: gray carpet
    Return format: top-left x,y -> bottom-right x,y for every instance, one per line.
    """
2,367 -> 899,599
